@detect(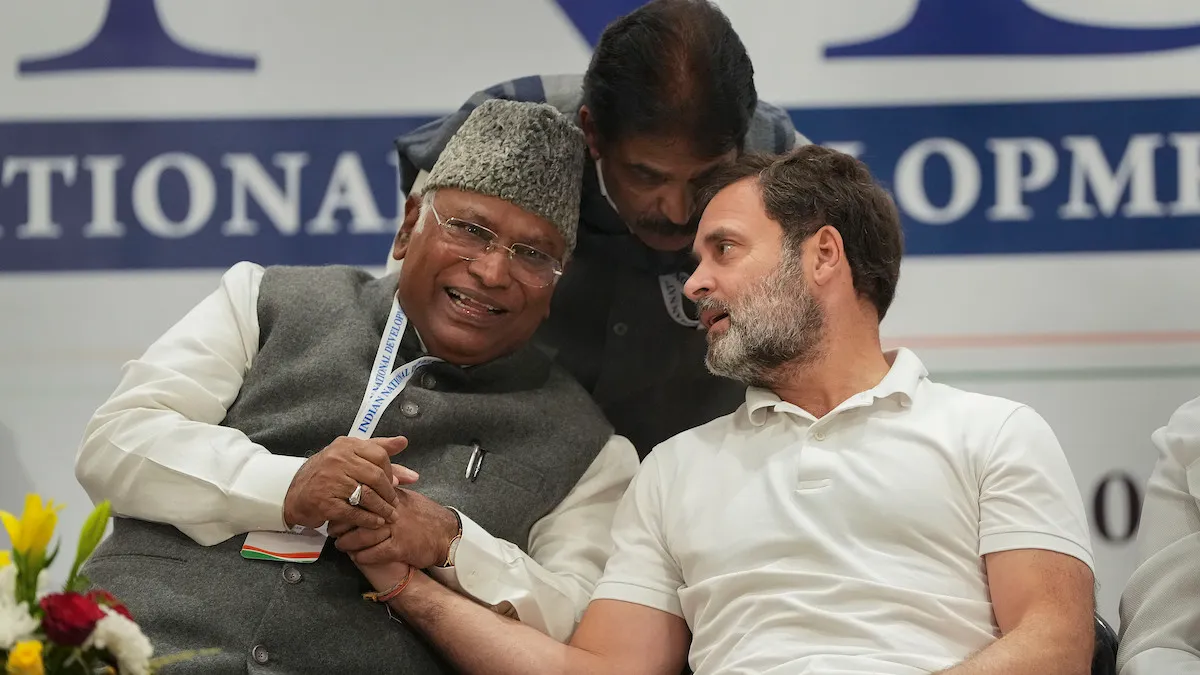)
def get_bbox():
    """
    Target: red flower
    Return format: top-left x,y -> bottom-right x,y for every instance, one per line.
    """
86,589 -> 134,621
39,592 -> 106,646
